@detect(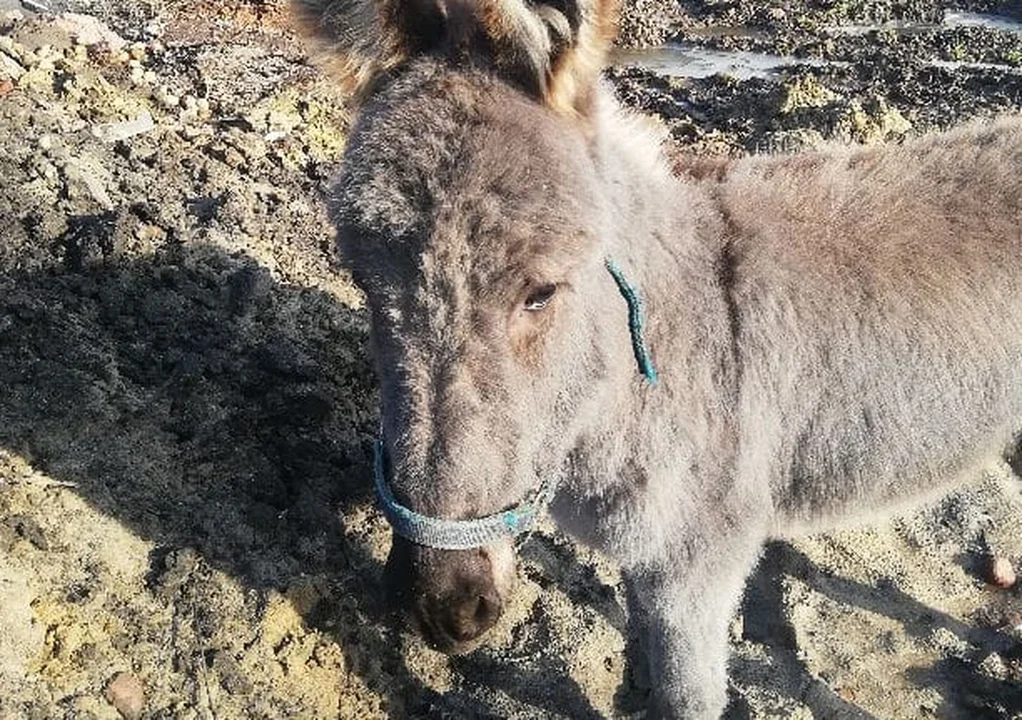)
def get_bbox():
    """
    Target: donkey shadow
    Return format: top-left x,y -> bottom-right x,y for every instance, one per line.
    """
0,242 -> 605,718
734,541 -> 1022,719
3,242 -> 1016,718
